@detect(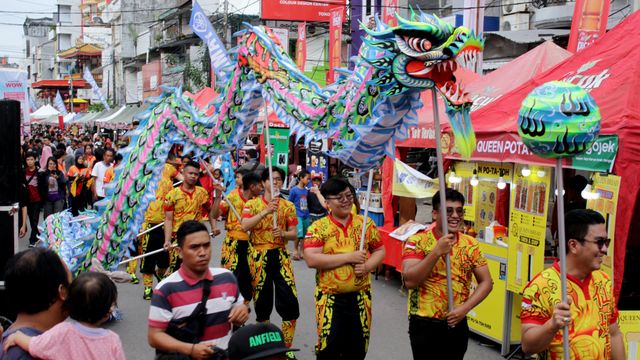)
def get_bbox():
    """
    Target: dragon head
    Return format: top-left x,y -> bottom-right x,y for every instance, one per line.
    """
363,11 -> 484,111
